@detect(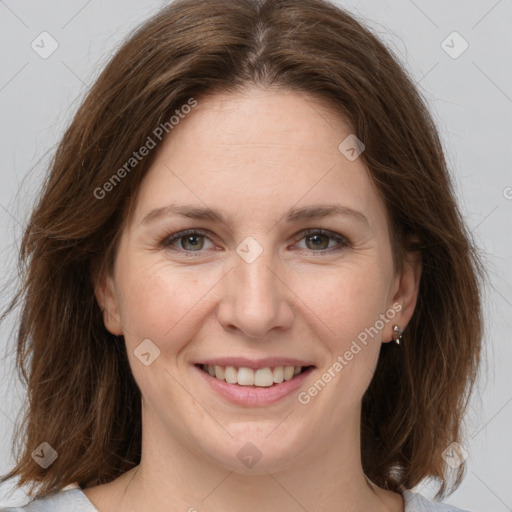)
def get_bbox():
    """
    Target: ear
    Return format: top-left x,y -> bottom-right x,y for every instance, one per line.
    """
93,267 -> 123,336
383,249 -> 422,343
